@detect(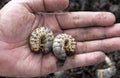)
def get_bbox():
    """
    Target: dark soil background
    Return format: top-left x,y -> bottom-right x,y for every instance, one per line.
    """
0,0 -> 120,78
